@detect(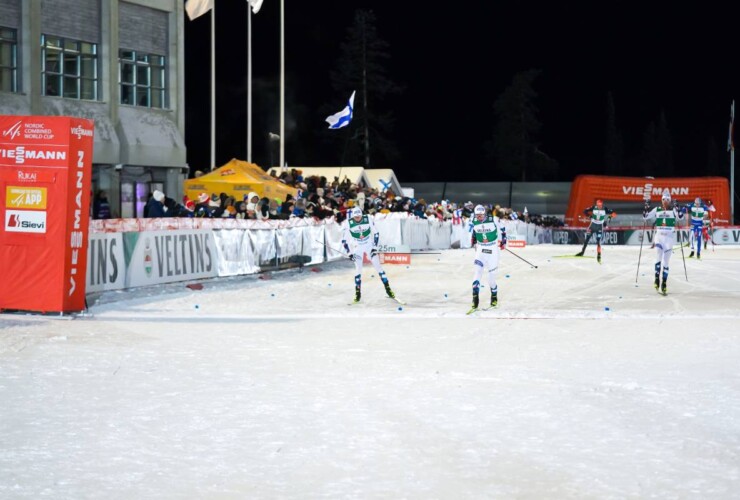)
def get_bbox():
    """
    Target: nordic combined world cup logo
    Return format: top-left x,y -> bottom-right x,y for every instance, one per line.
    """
2,120 -> 22,141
